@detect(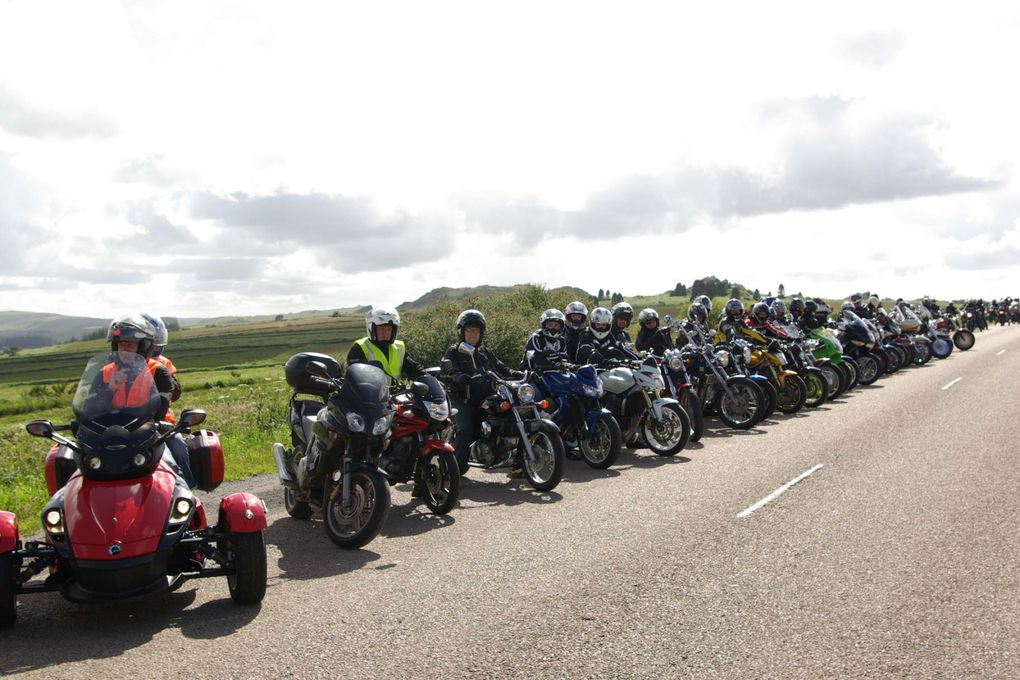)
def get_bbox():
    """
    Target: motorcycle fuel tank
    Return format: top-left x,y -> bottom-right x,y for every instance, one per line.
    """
600,367 -> 635,395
